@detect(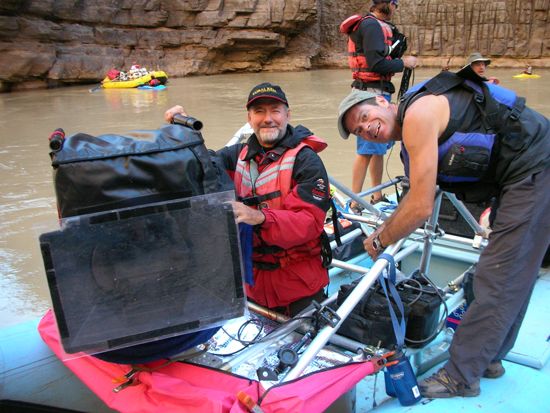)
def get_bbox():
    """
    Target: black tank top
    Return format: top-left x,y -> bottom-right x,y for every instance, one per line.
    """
400,84 -> 550,187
